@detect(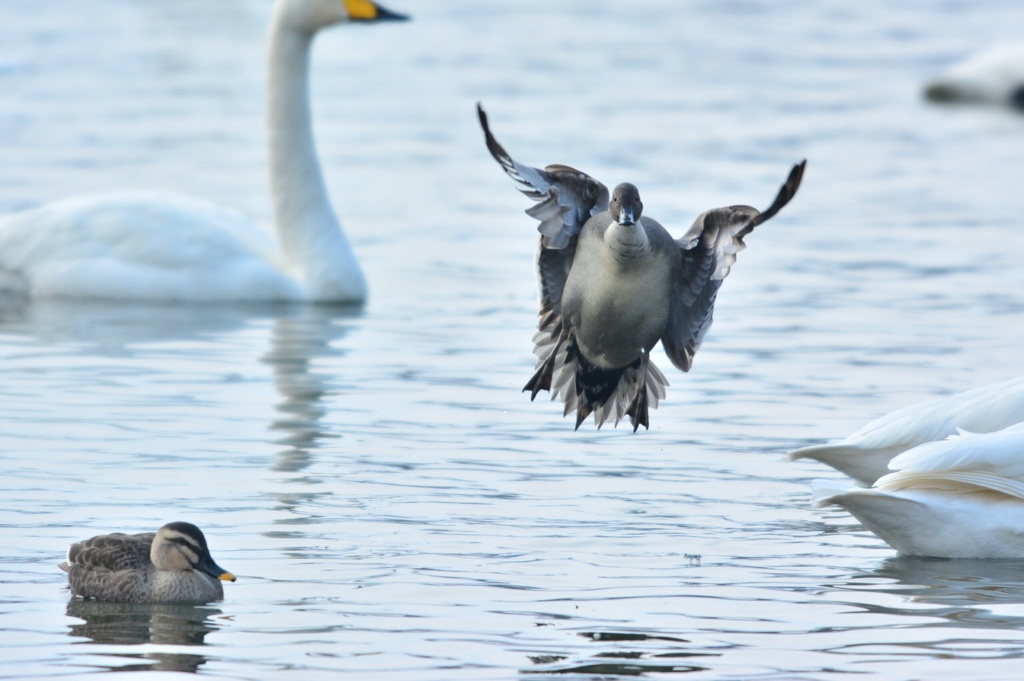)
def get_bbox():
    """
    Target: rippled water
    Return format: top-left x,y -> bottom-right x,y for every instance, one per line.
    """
3,0 -> 1024,679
